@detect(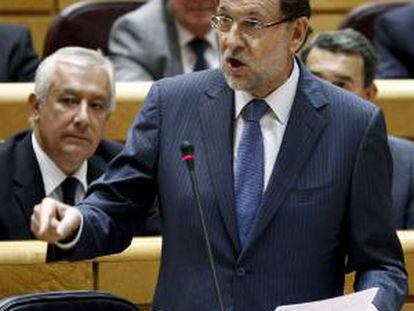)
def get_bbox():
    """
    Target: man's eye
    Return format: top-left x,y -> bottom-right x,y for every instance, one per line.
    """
243,20 -> 262,30
60,97 -> 77,106
89,101 -> 105,111
333,81 -> 346,89
220,16 -> 233,26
